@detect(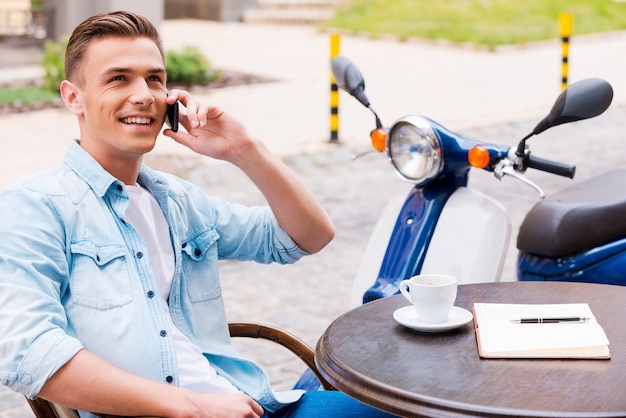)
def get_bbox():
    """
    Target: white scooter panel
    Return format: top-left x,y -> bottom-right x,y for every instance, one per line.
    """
351,187 -> 510,306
